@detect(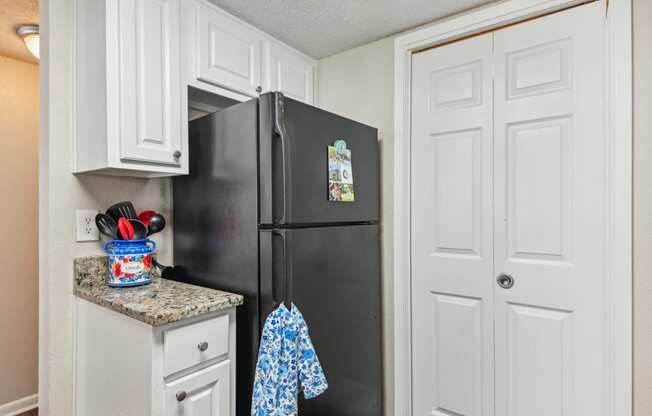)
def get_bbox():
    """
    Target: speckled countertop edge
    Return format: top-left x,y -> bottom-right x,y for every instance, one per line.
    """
73,255 -> 243,327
